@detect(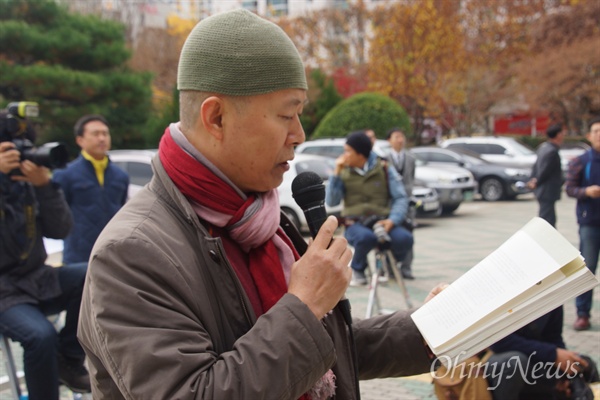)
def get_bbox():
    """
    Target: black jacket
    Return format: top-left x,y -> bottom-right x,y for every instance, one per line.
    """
0,174 -> 72,313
